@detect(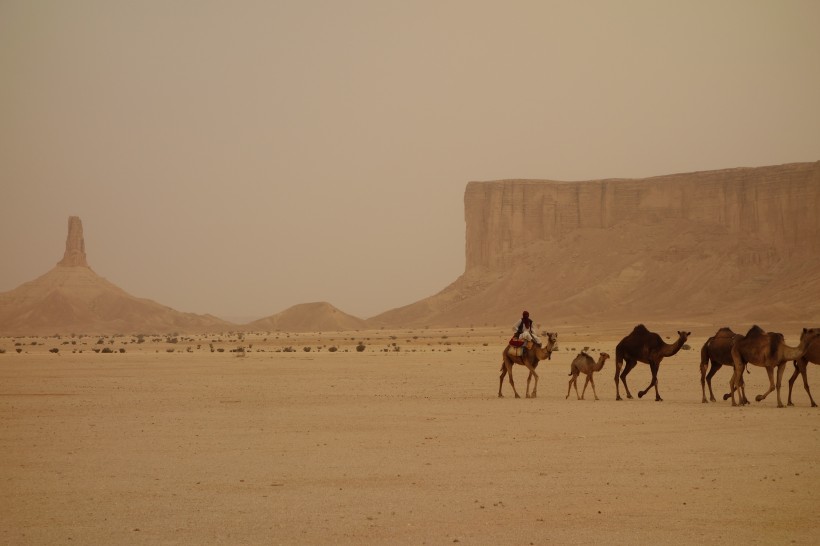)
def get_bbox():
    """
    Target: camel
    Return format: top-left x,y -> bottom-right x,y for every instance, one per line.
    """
566,351 -> 610,400
729,326 -> 819,408
700,327 -> 748,404
614,325 -> 690,401
787,327 -> 820,407
498,332 -> 558,399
